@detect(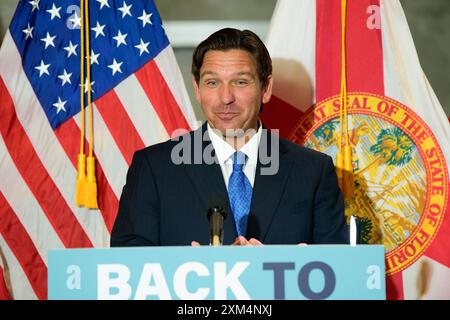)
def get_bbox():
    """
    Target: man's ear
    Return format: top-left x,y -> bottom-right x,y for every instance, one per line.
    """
262,75 -> 273,104
192,76 -> 201,103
